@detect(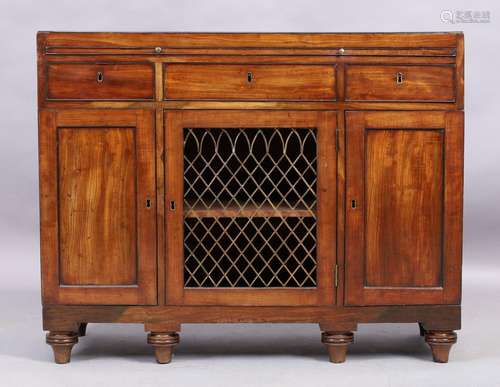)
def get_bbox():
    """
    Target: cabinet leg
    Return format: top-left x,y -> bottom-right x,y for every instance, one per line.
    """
78,323 -> 88,337
147,332 -> 180,364
425,330 -> 457,363
46,331 -> 78,364
321,331 -> 354,363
